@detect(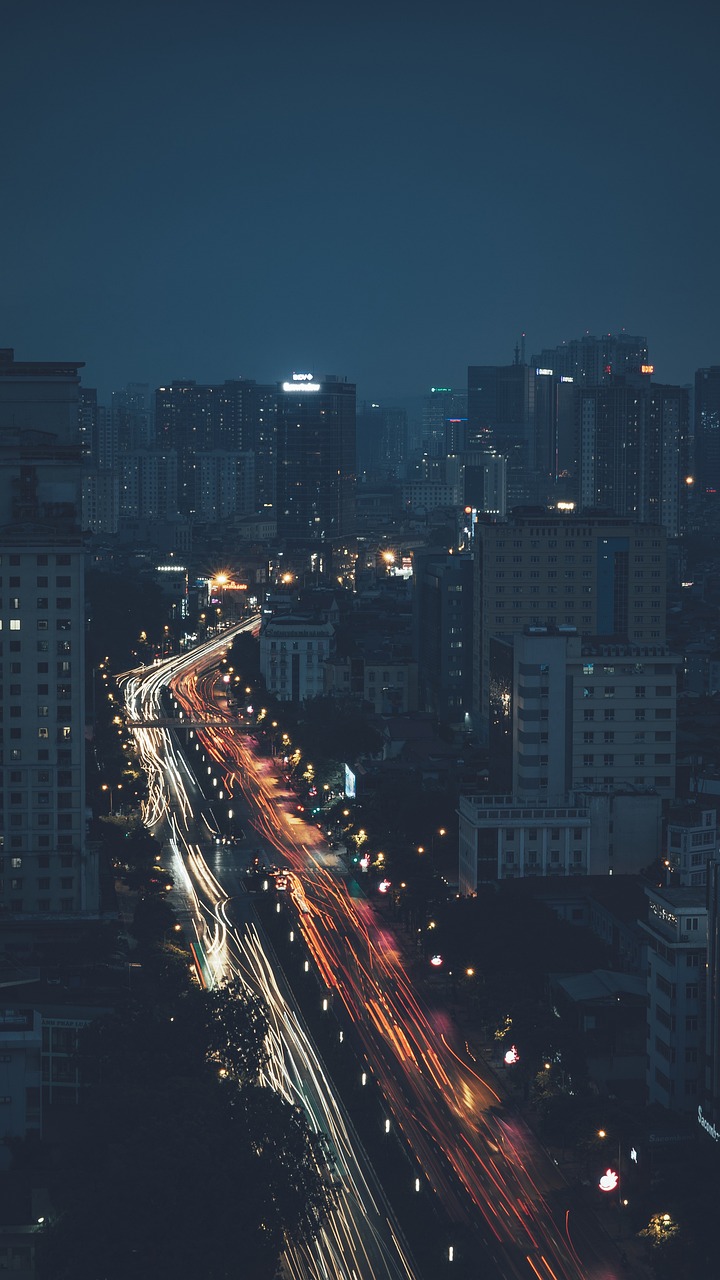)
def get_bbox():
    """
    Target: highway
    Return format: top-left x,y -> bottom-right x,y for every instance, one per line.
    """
120,624 -> 419,1280
121,623 -> 631,1280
